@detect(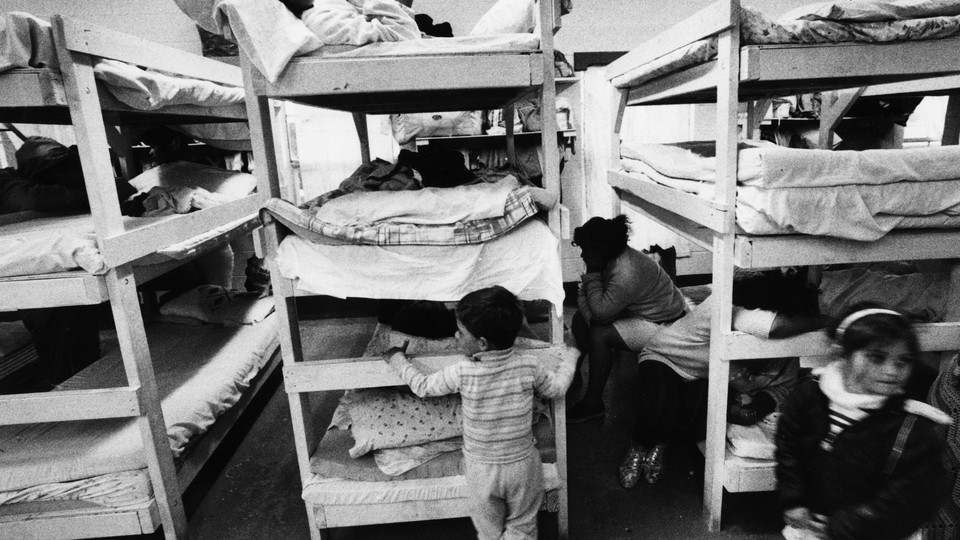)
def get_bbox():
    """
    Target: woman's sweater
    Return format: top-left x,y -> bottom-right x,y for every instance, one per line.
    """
578,247 -> 686,325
